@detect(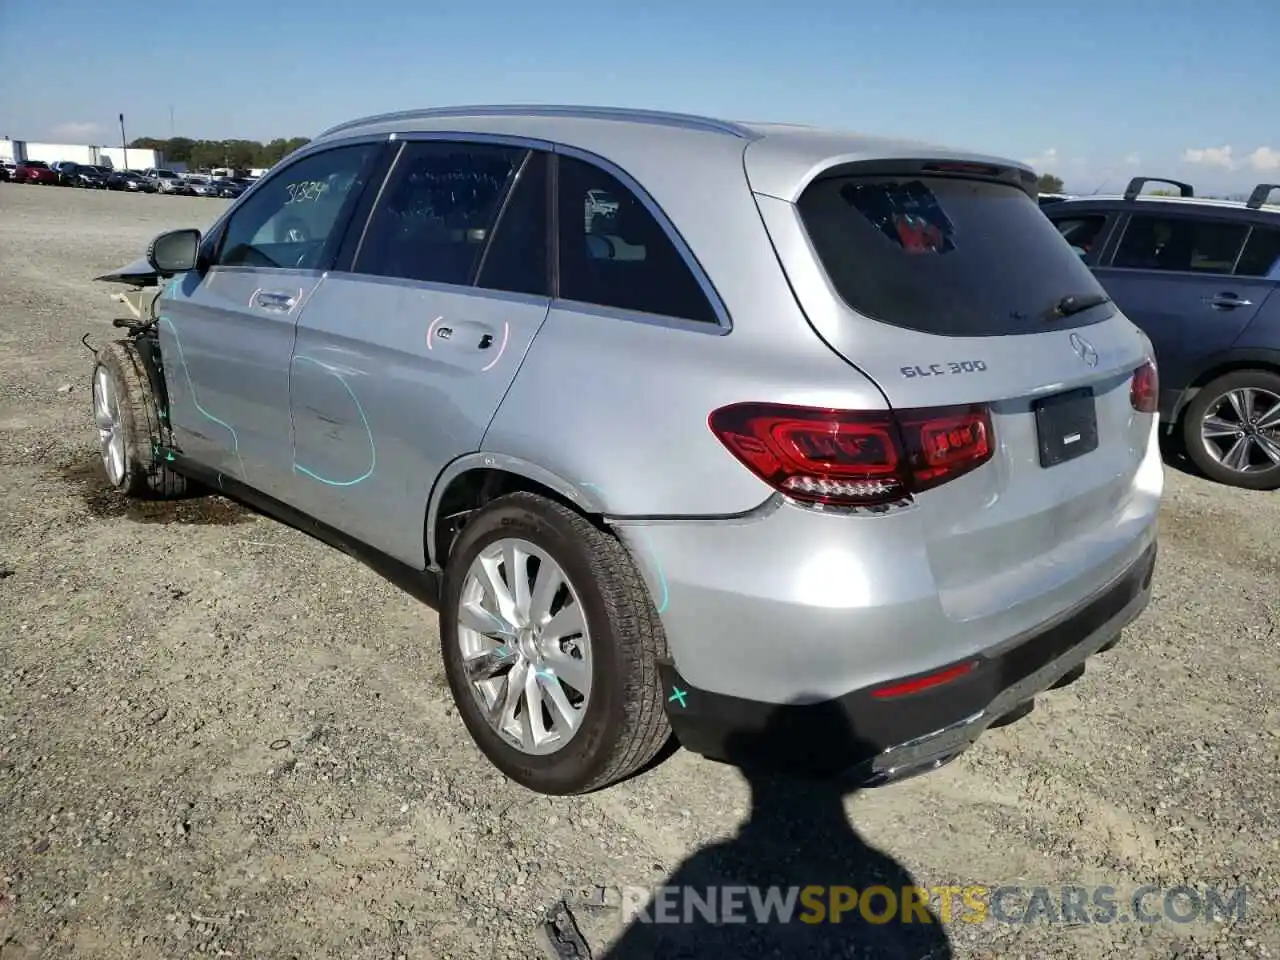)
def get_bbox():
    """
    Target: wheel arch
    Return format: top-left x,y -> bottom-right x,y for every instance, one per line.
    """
1168,348 -> 1280,426
424,454 -> 609,570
